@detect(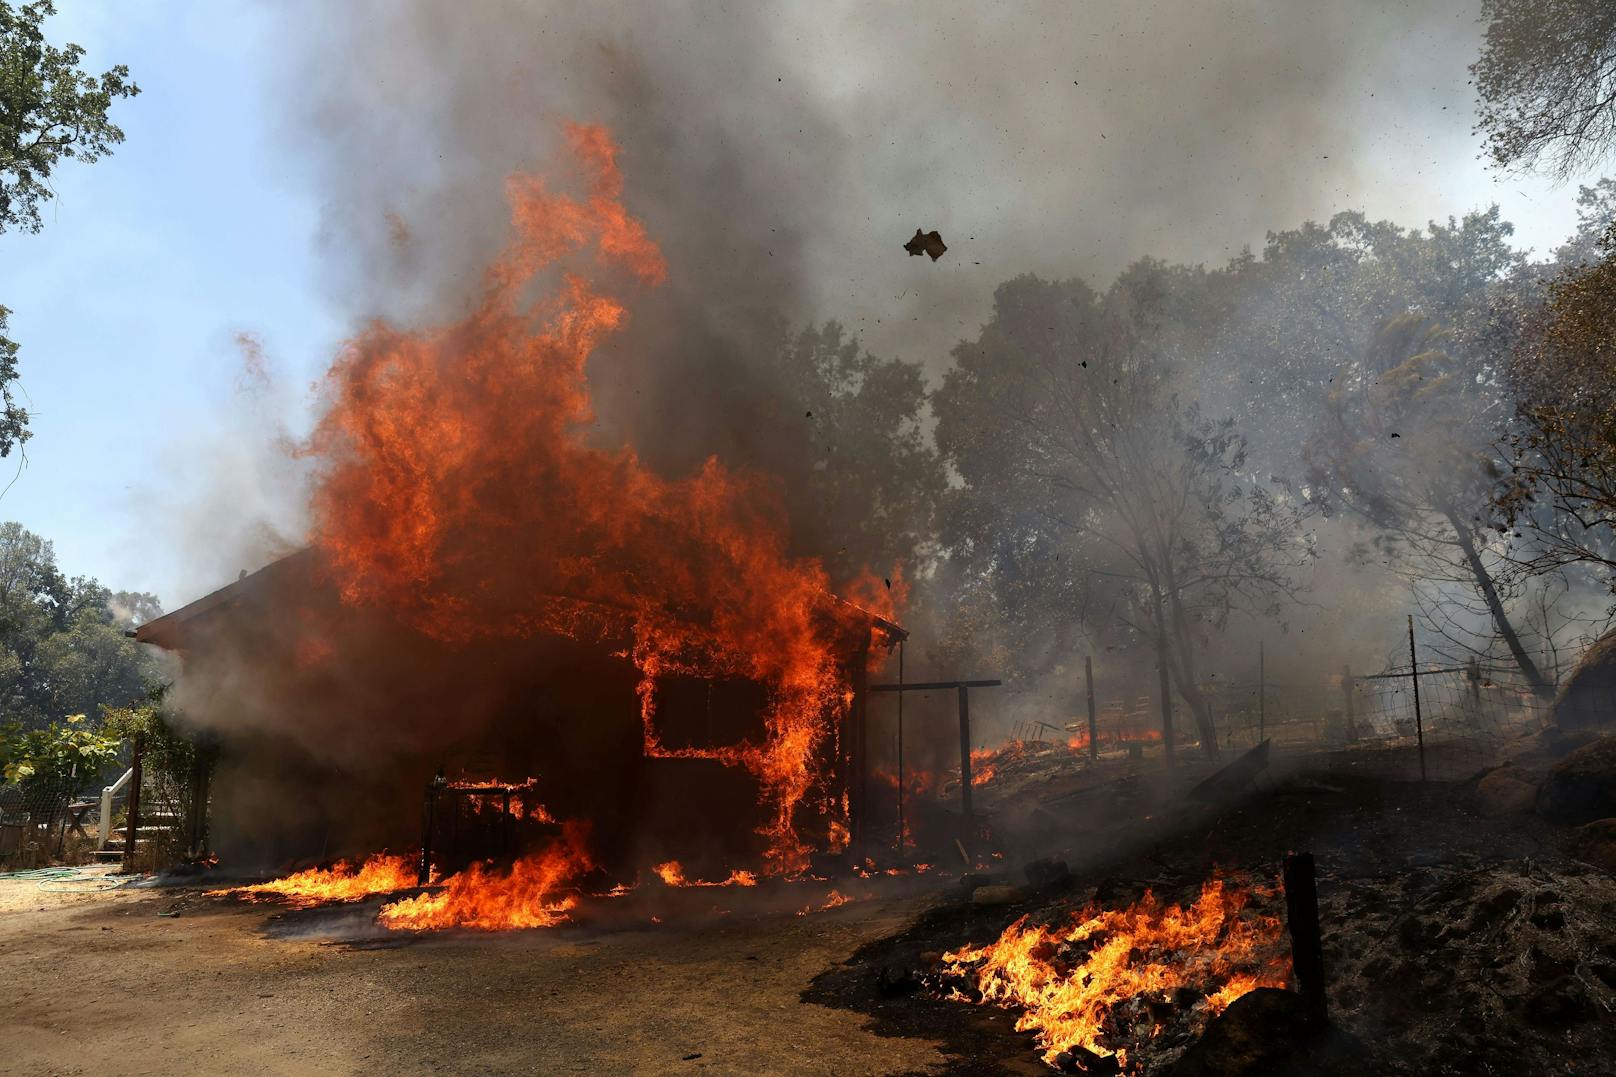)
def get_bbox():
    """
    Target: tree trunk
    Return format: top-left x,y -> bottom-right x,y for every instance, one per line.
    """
1150,584 -> 1176,767
1445,510 -> 1552,696
1165,574 -> 1220,759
